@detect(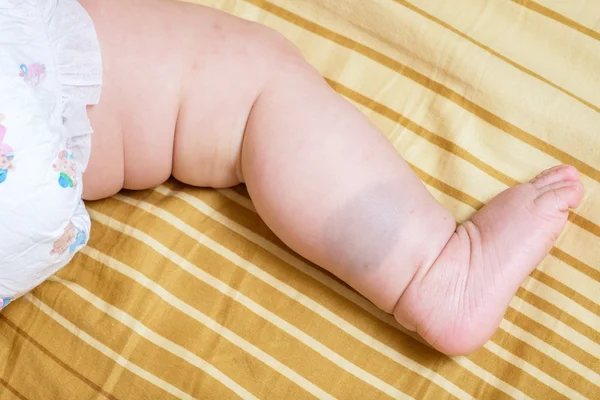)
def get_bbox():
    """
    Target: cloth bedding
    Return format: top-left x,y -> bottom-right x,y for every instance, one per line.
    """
1,0 -> 598,398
